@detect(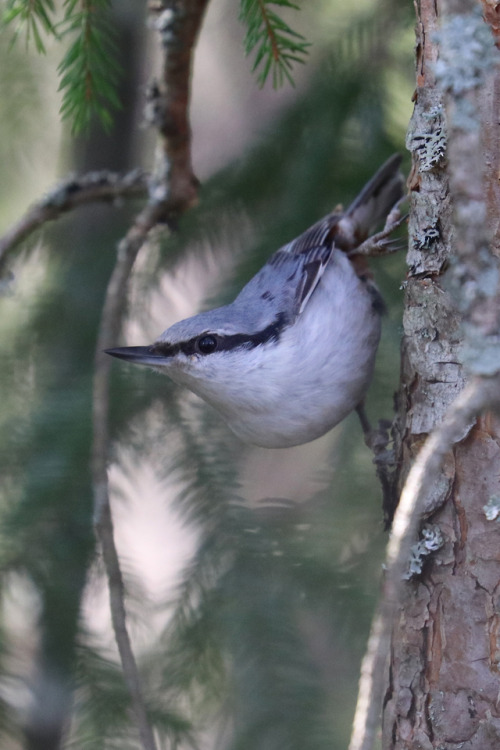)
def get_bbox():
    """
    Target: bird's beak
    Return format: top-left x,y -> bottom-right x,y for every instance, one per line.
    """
105,346 -> 166,367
